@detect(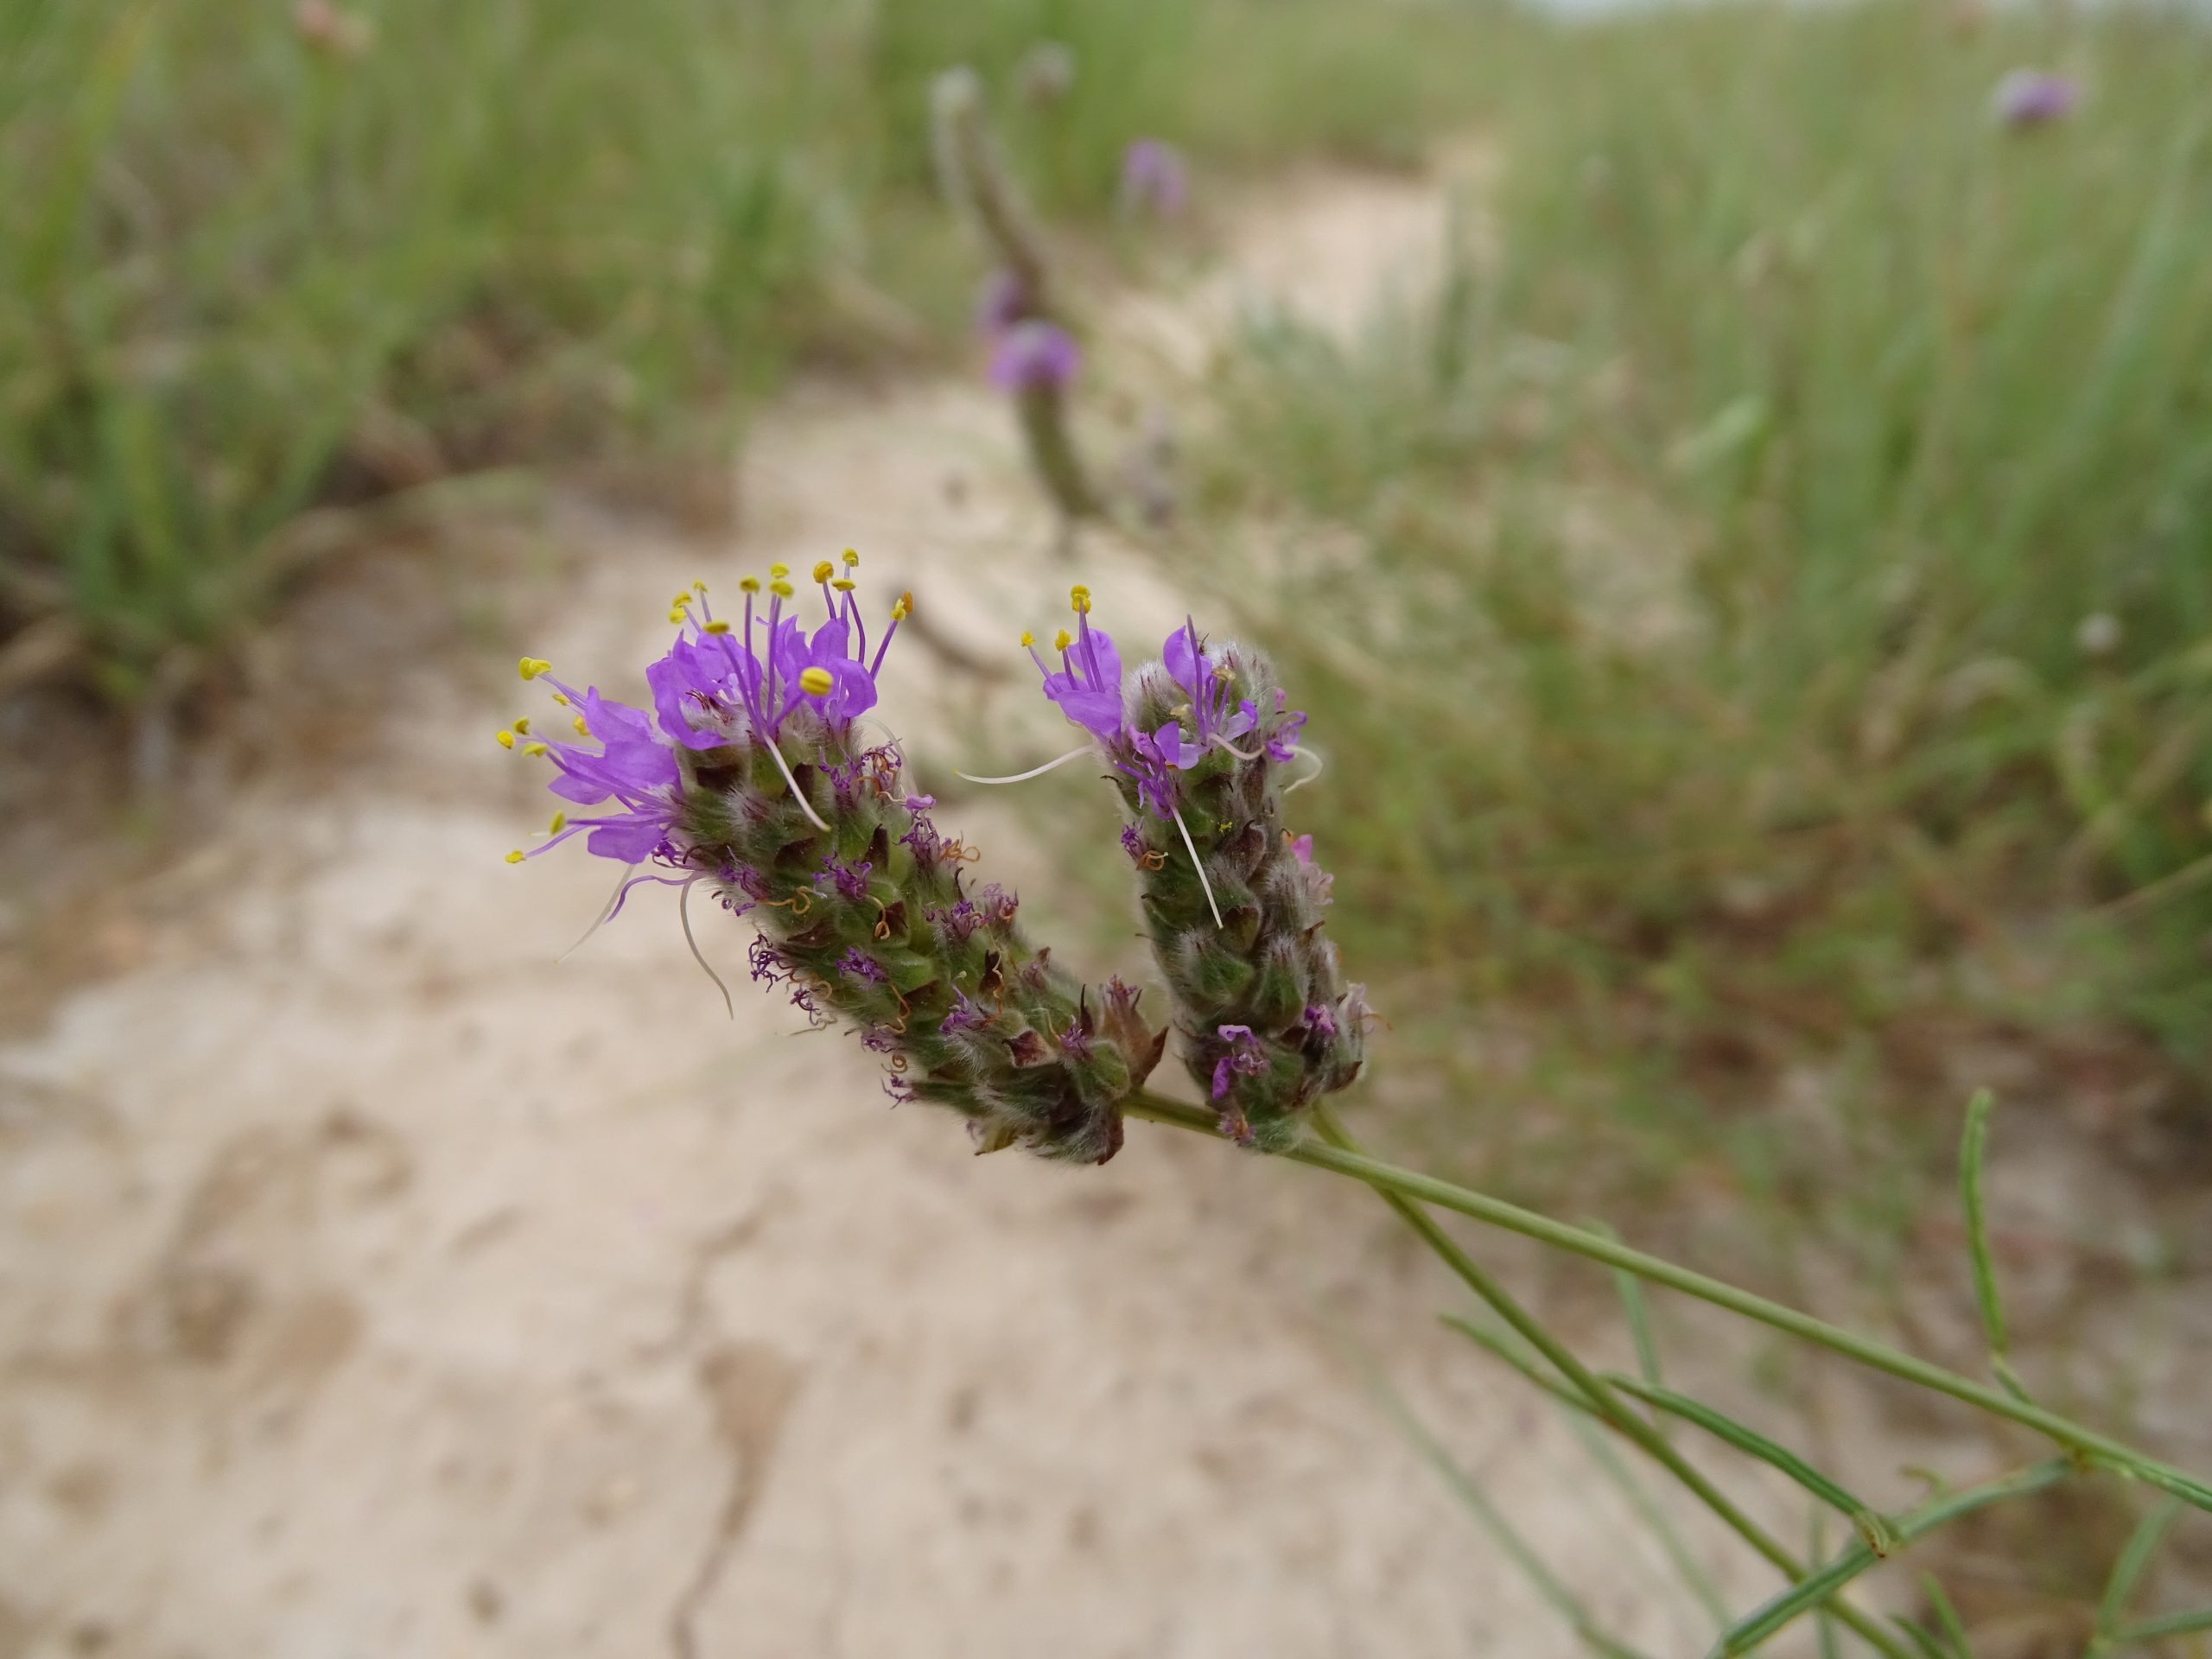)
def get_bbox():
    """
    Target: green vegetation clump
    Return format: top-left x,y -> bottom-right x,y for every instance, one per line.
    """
0,0 -> 1491,702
